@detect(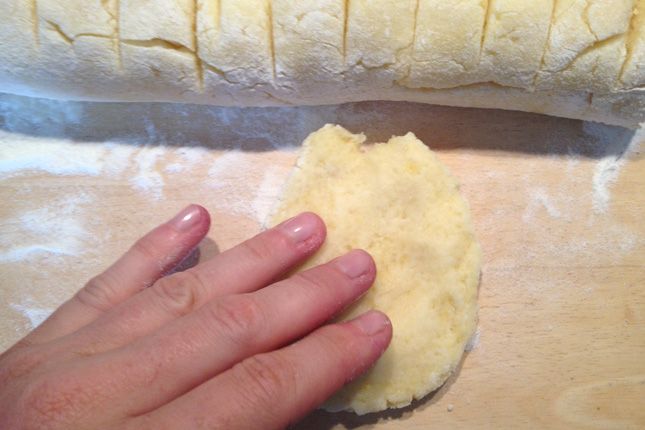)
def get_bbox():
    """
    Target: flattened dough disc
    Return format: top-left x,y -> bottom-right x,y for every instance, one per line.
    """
270,124 -> 481,415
